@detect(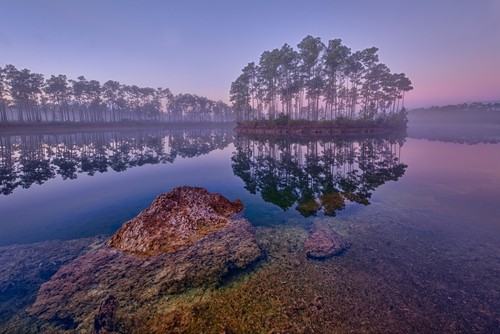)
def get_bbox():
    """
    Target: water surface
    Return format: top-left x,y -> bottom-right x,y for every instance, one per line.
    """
0,127 -> 498,332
